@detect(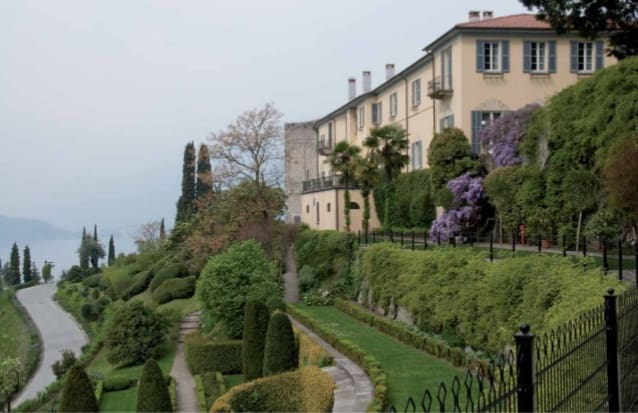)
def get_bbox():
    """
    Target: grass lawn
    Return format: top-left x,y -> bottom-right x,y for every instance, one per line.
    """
88,341 -> 177,380
0,290 -> 33,365
223,374 -> 244,389
130,289 -> 200,316
99,386 -> 137,412
291,305 -> 463,409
